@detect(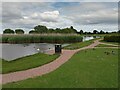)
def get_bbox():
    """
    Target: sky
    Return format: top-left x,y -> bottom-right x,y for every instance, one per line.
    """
1,1 -> 119,34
